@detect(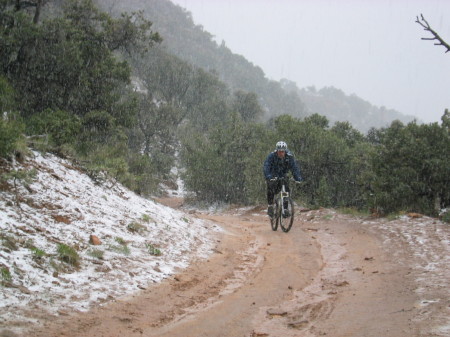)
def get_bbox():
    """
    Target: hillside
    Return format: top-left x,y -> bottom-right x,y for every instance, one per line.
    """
0,151 -> 220,334
293,84 -> 418,132
97,0 -> 416,132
